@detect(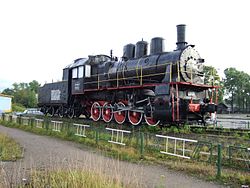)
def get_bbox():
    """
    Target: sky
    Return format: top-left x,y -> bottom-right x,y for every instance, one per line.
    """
0,0 -> 250,91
